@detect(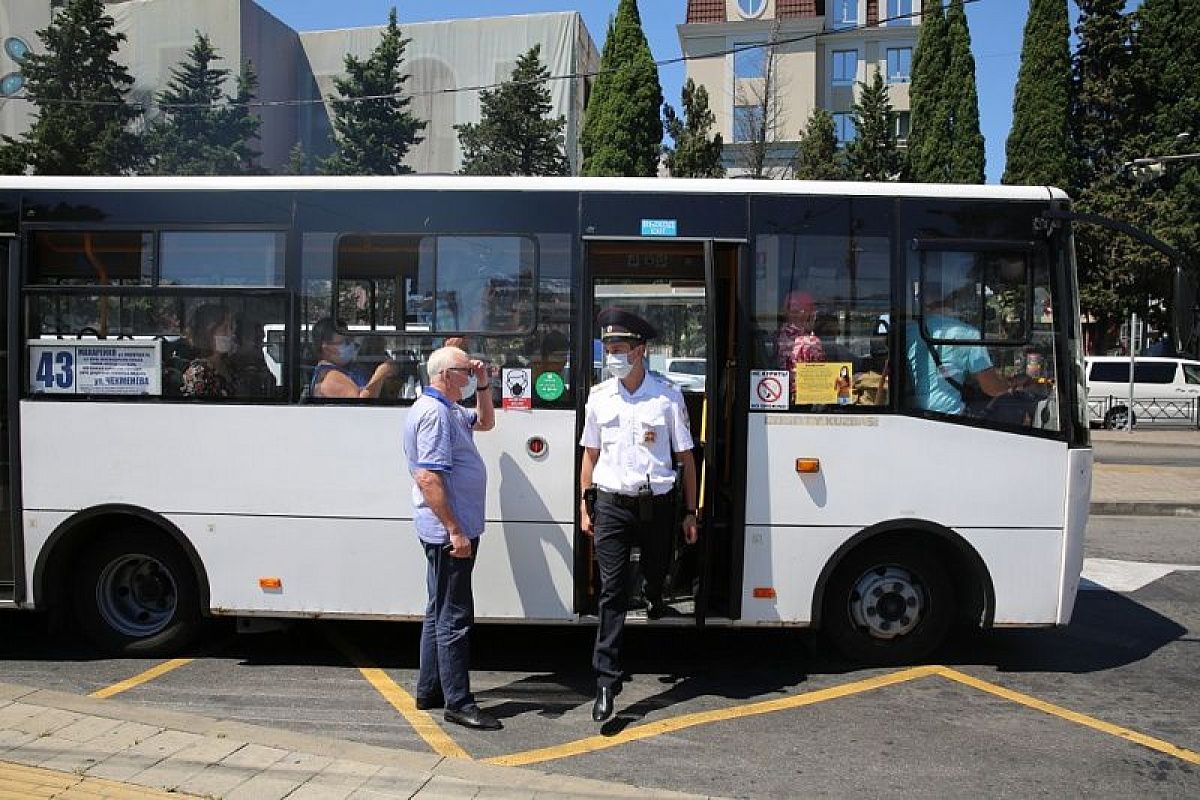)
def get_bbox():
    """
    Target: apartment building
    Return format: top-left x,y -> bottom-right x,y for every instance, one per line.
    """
679,0 -> 919,175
